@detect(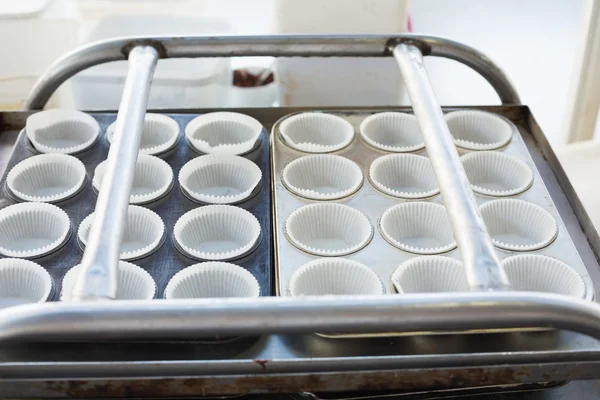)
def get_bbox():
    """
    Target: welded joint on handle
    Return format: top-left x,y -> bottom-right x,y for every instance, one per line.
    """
122,40 -> 167,59
385,38 -> 432,56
